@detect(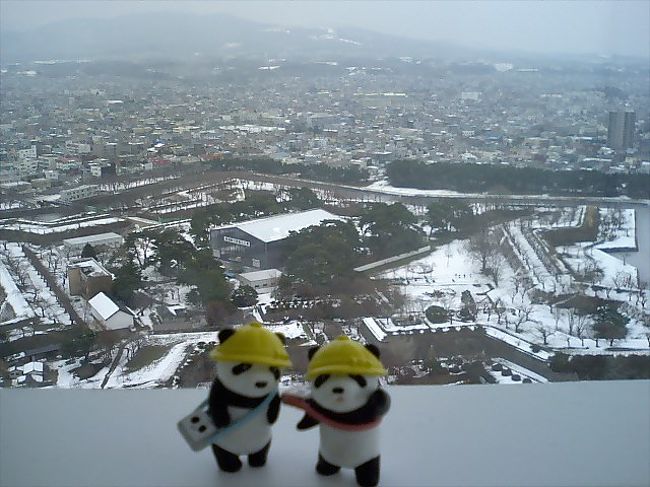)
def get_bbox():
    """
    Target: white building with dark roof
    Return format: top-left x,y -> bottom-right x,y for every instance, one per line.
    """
210,209 -> 343,270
